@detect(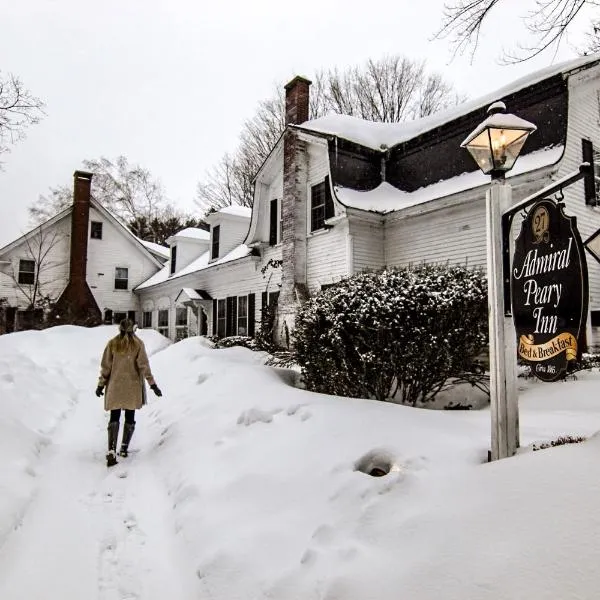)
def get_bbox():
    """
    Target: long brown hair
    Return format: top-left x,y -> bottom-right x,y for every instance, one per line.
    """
113,319 -> 138,354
